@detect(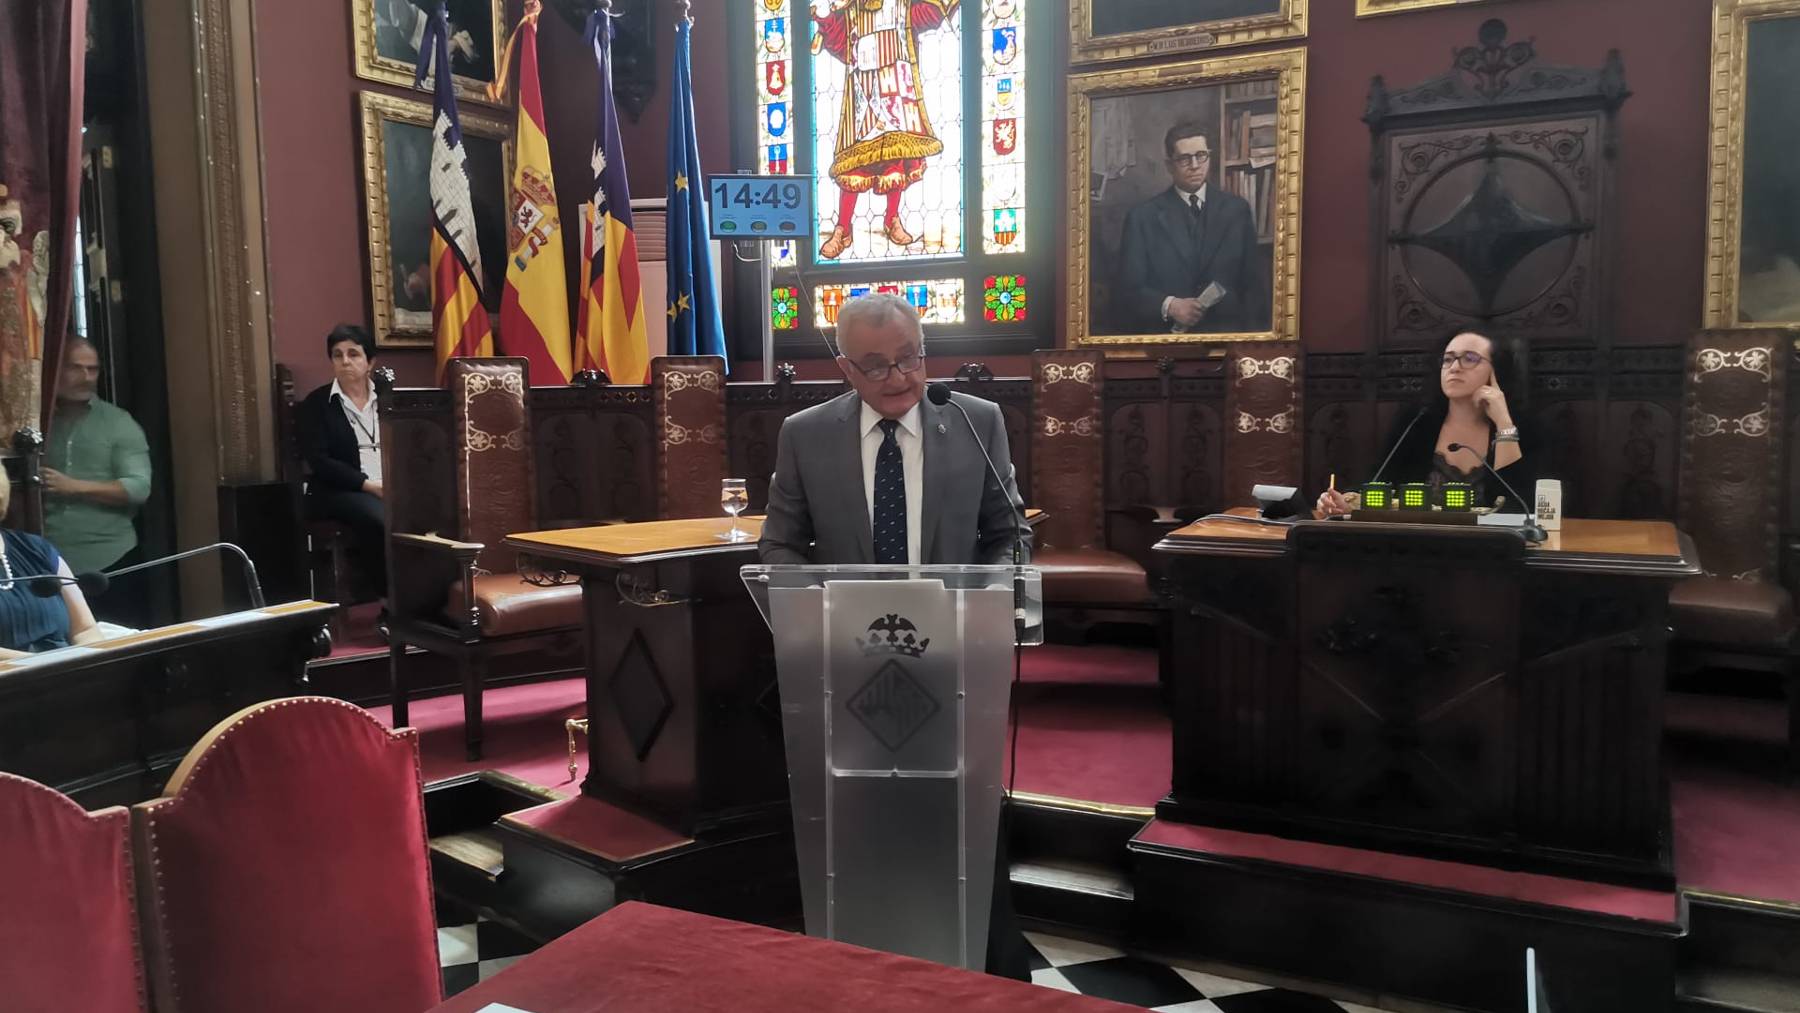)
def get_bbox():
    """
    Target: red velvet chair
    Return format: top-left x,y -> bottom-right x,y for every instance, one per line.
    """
133,697 -> 440,1013
0,773 -> 147,1013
